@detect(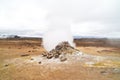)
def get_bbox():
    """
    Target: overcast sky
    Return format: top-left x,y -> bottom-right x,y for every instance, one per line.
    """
0,0 -> 120,38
